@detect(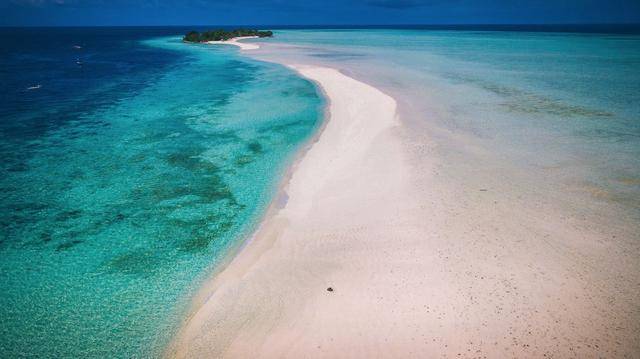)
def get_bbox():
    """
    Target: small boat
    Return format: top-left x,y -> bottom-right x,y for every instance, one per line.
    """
73,45 -> 82,49
76,58 -> 83,66
26,84 -> 42,91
